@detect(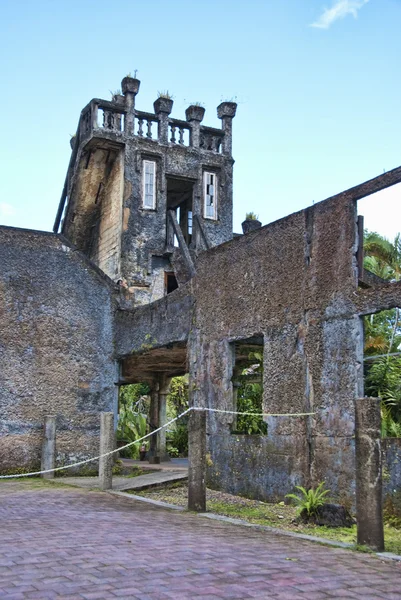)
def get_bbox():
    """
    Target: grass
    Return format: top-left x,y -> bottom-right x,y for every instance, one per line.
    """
136,483 -> 401,555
